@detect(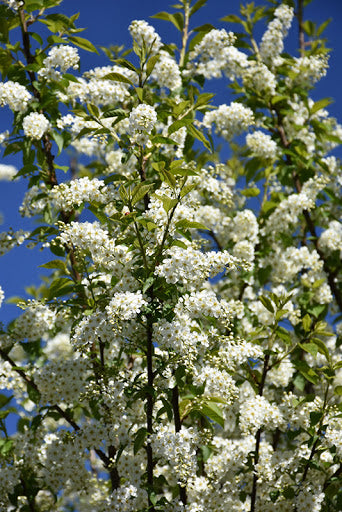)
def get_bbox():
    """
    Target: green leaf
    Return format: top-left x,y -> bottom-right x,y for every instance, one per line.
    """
134,427 -> 147,454
168,118 -> 193,135
221,14 -> 242,23
299,342 -> 318,357
198,401 -> 224,428
0,394 -> 12,408
101,72 -> 133,85
52,131 -> 64,156
39,259 -> 66,271
146,54 -> 160,77
259,295 -> 274,313
68,36 -> 98,54
241,187 -> 260,197
151,11 -> 184,31
188,124 -> 212,151
302,314 -> 312,332
47,277 -> 74,300
334,386 -> 342,396
190,0 -> 207,16
310,98 -> 333,115
152,135 -> 178,146
131,183 -> 153,206
175,219 -> 208,230
310,411 -> 323,426
154,194 -> 178,213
